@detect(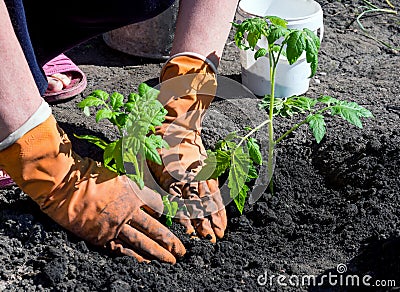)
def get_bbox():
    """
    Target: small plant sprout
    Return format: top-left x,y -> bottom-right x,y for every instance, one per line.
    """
162,196 -> 178,227
76,83 -> 169,188
76,83 -> 179,225
197,16 -> 373,214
